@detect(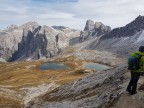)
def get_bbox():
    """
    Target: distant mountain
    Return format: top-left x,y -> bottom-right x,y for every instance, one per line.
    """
1,15 -> 144,61
81,15 -> 144,57
101,15 -> 144,39
79,19 -> 111,42
0,22 -> 80,61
